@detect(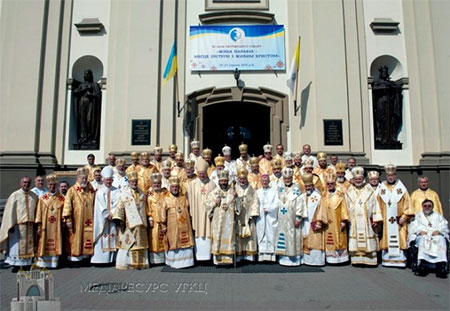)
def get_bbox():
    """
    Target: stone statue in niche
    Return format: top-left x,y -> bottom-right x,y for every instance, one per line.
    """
72,69 -> 101,150
371,66 -> 403,149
